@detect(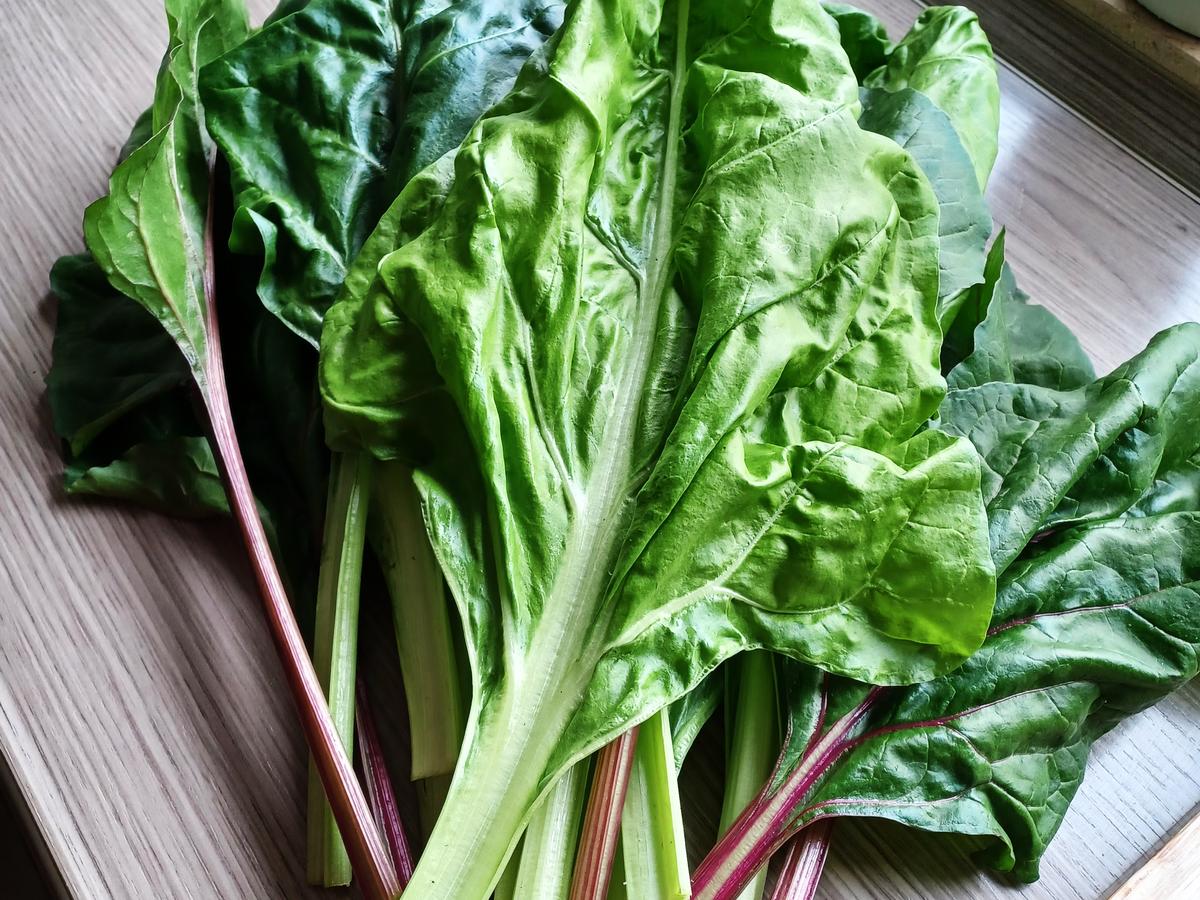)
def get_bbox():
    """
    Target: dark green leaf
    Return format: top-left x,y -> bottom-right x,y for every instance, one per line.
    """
201,0 -> 565,344
936,324 -> 1200,571
796,509 -> 1200,882
942,232 -> 1095,389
